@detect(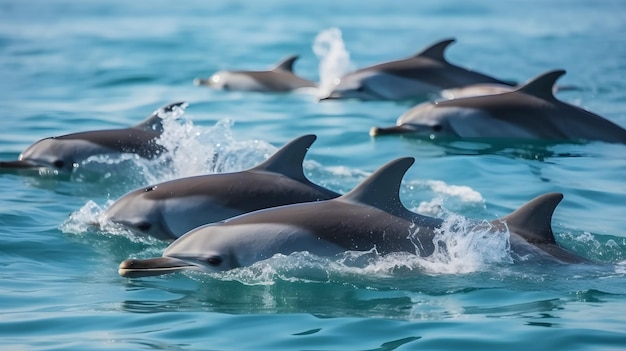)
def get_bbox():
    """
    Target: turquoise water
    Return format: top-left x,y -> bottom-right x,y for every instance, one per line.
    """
1,0 -> 626,350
